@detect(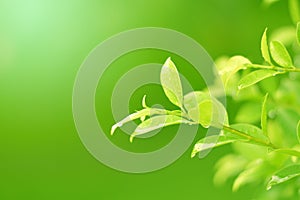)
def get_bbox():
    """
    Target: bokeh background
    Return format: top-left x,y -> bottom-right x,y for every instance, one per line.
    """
0,0 -> 293,199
